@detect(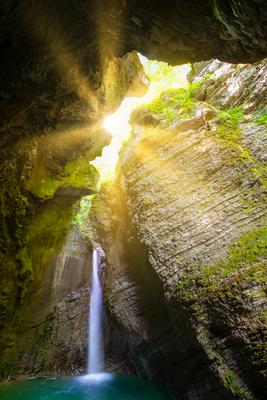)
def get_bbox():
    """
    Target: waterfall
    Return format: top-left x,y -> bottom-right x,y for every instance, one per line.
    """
88,246 -> 105,374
